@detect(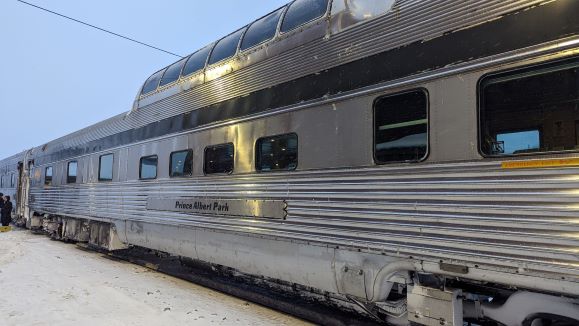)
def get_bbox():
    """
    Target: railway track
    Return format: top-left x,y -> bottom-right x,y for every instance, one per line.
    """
97,245 -> 382,326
